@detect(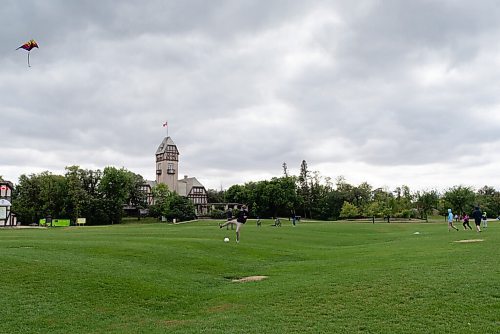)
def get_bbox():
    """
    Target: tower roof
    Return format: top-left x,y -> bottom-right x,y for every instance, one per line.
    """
156,136 -> 179,154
